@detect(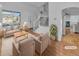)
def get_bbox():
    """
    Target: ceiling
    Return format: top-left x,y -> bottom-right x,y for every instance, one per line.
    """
0,2 -> 46,7
63,7 -> 79,15
24,2 -> 46,7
